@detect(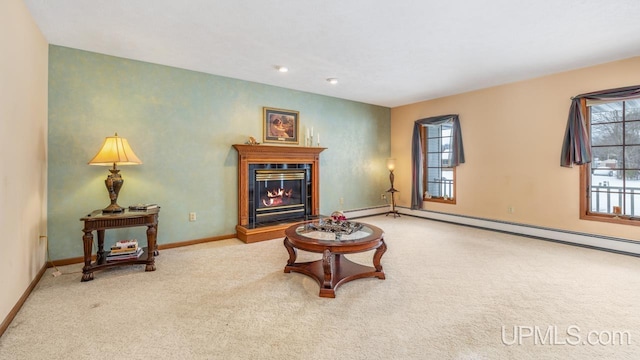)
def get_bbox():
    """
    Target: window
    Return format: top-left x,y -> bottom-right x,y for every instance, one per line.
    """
411,114 -> 463,209
582,98 -> 640,223
421,123 -> 456,203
